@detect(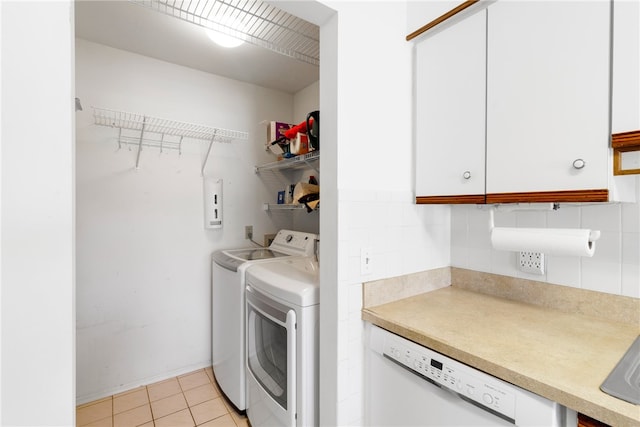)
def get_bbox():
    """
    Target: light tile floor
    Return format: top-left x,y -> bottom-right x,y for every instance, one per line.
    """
76,367 -> 249,427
